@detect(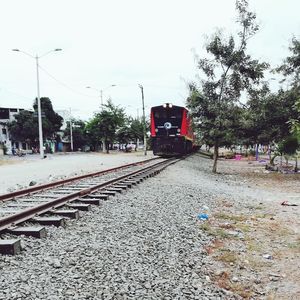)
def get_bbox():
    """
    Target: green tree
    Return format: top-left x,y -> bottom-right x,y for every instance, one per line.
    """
130,118 -> 144,151
86,99 -> 126,153
85,117 -> 103,151
8,97 -> 63,148
187,0 -> 268,172
63,119 -> 88,151
276,37 -> 300,86
8,110 -> 37,147
33,97 -> 63,139
116,117 -> 134,151
277,37 -> 300,140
